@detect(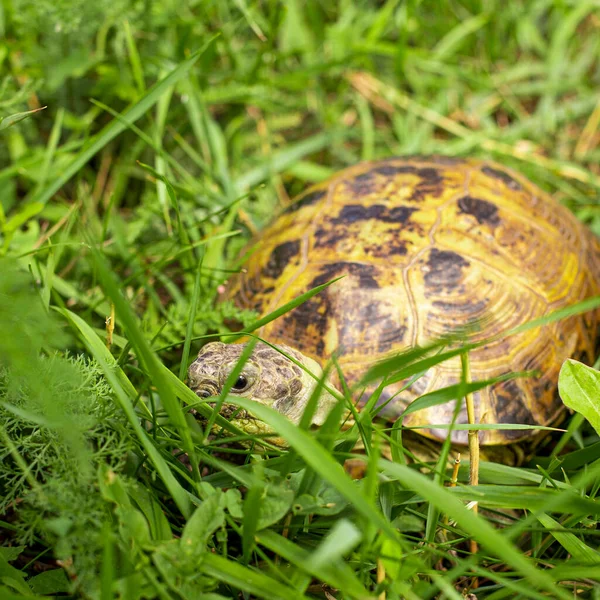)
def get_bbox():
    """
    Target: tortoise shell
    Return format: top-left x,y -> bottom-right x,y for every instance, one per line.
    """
229,156 -> 600,445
